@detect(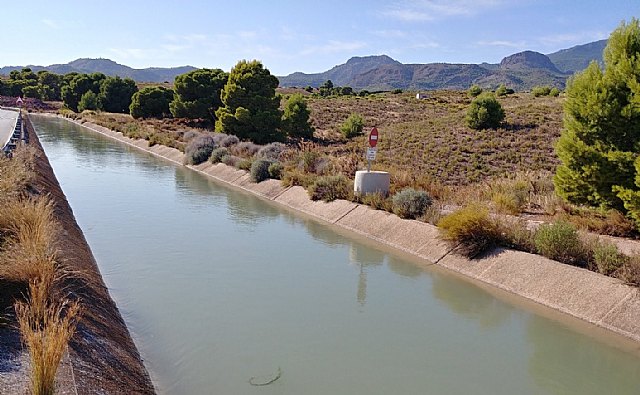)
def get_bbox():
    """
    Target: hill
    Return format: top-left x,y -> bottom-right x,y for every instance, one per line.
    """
279,51 -> 569,91
279,40 -> 609,91
547,39 -> 607,73
0,58 -> 196,83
